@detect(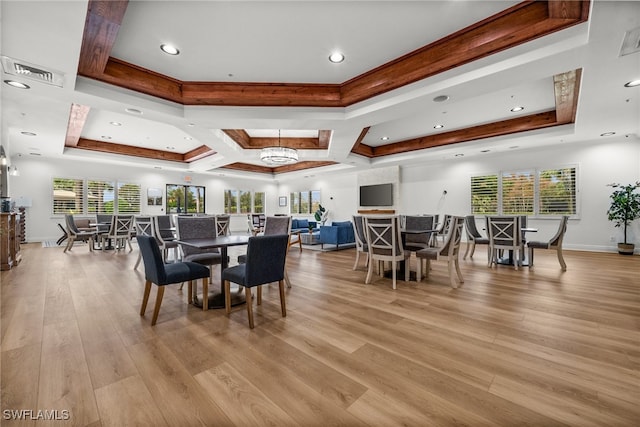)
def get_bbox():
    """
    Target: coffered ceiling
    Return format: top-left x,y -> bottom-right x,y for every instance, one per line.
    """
2,0 -> 639,180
